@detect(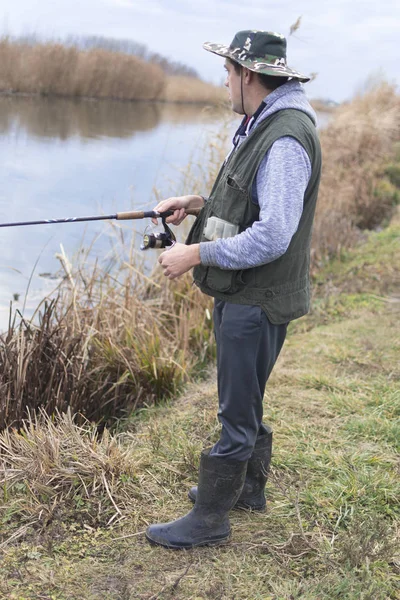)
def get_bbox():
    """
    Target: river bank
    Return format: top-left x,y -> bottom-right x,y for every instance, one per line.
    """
0,79 -> 399,598
1,211 -> 399,598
